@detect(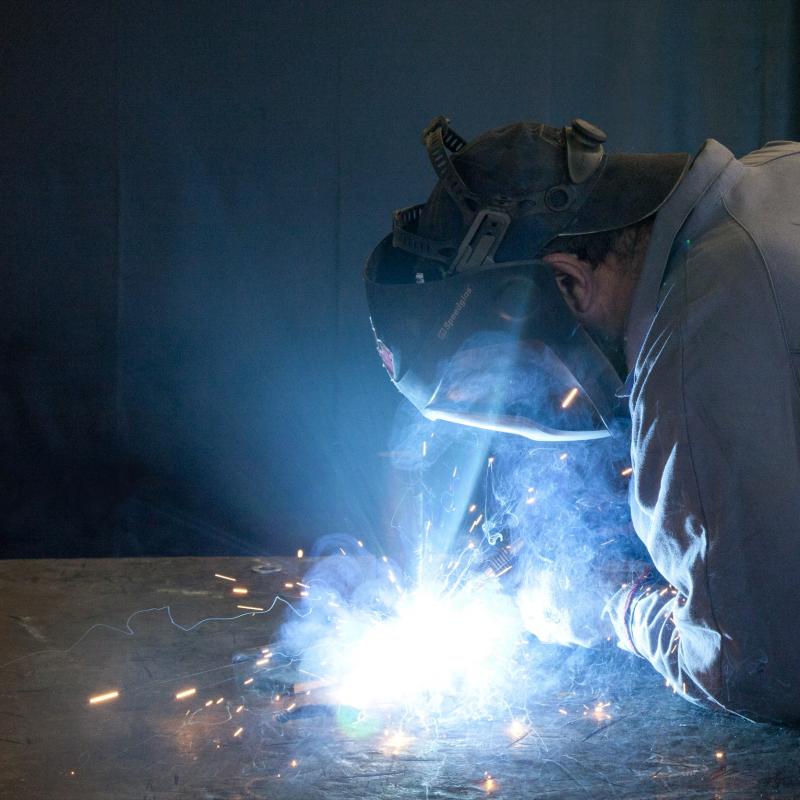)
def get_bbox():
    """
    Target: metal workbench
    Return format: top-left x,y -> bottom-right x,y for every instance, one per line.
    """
2,556 -> 799,799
